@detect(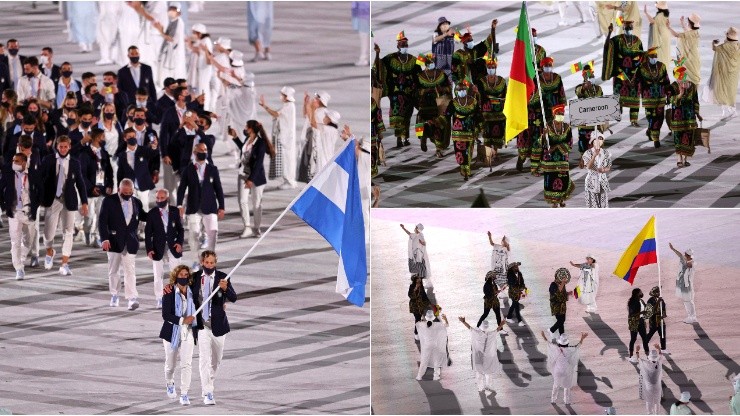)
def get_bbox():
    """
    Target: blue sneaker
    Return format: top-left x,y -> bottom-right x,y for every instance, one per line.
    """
203,392 -> 215,405
166,382 -> 176,399
179,394 -> 190,406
